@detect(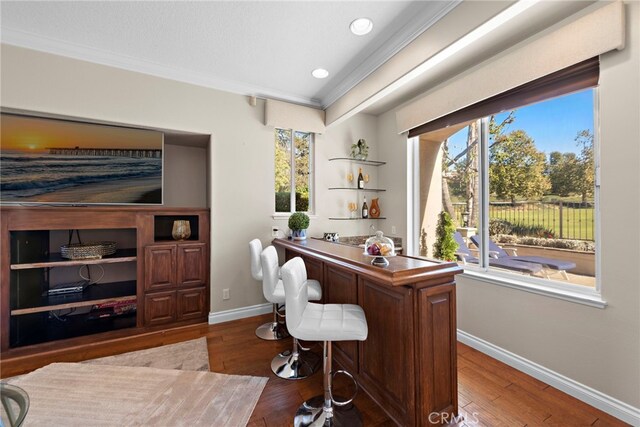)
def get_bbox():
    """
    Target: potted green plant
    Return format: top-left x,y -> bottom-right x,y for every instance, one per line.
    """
350,138 -> 369,160
288,212 -> 310,241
